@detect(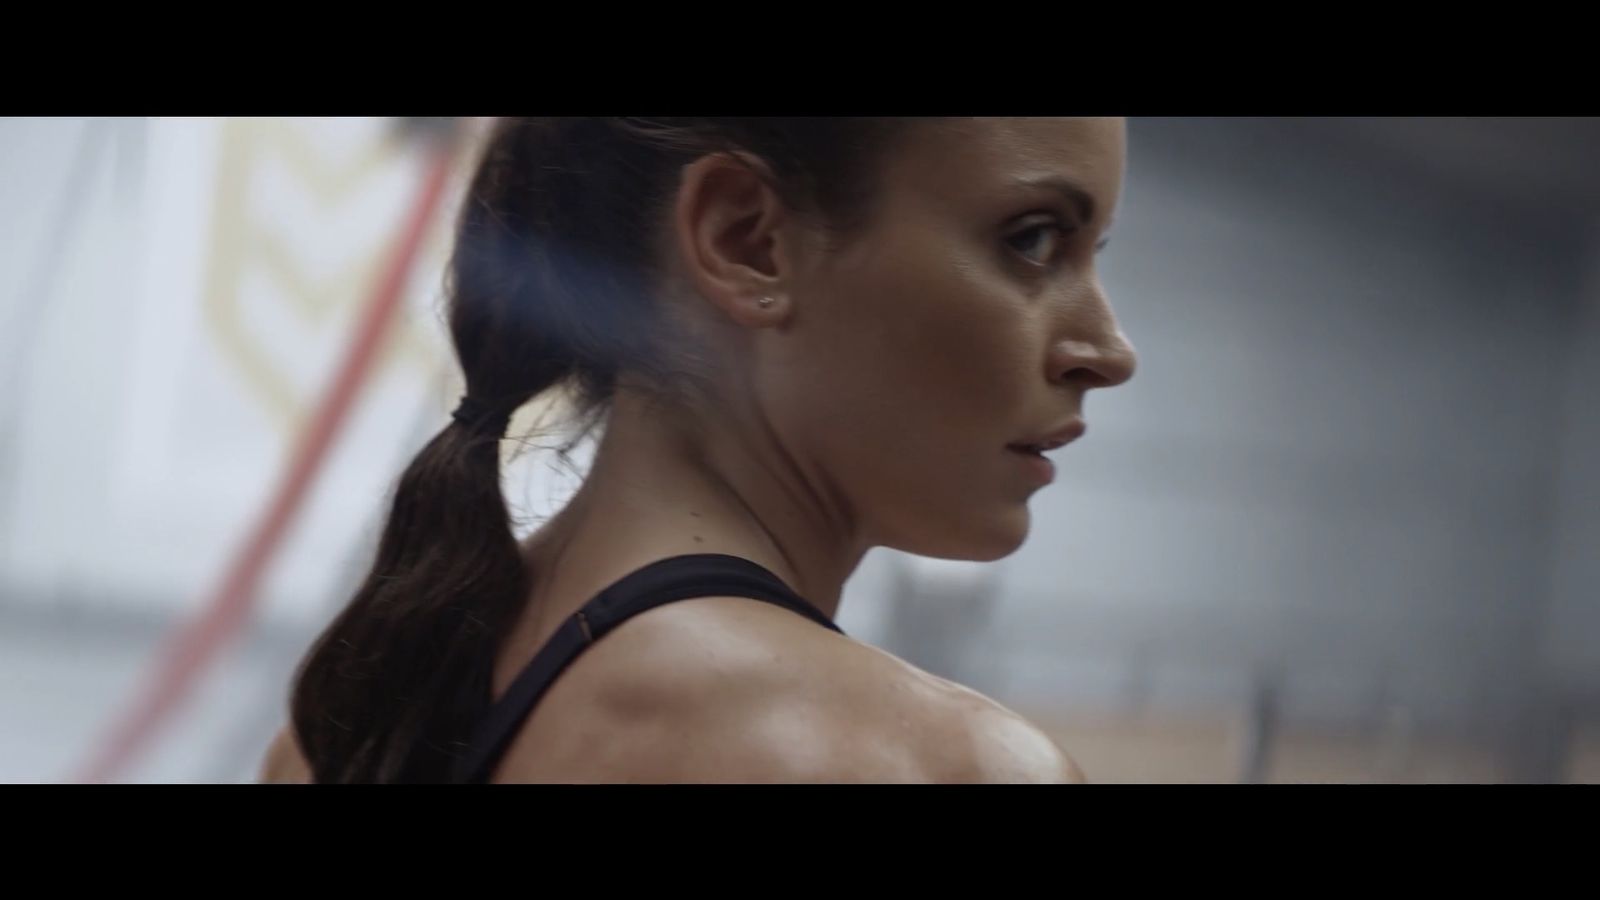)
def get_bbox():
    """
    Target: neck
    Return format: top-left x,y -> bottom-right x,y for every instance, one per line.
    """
525,385 -> 868,621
